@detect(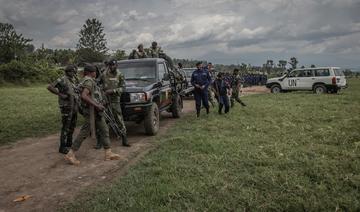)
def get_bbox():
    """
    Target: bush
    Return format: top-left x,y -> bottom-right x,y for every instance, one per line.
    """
0,59 -> 62,84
